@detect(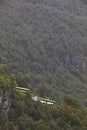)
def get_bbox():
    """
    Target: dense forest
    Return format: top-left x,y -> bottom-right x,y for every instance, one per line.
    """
0,0 -> 87,108
0,64 -> 87,130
